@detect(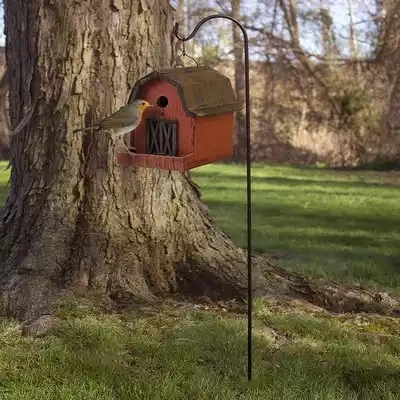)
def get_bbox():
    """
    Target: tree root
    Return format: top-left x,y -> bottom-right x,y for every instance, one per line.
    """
254,255 -> 400,315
